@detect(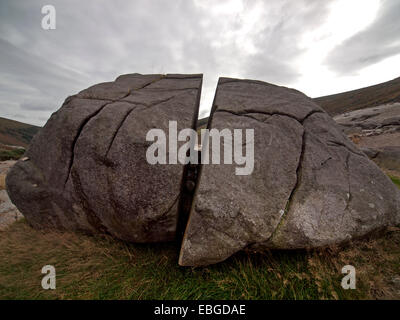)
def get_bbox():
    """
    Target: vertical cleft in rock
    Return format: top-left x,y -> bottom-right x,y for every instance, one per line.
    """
104,106 -> 138,159
179,77 -> 307,266
176,76 -> 203,241
267,129 -> 306,243
64,101 -> 111,187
